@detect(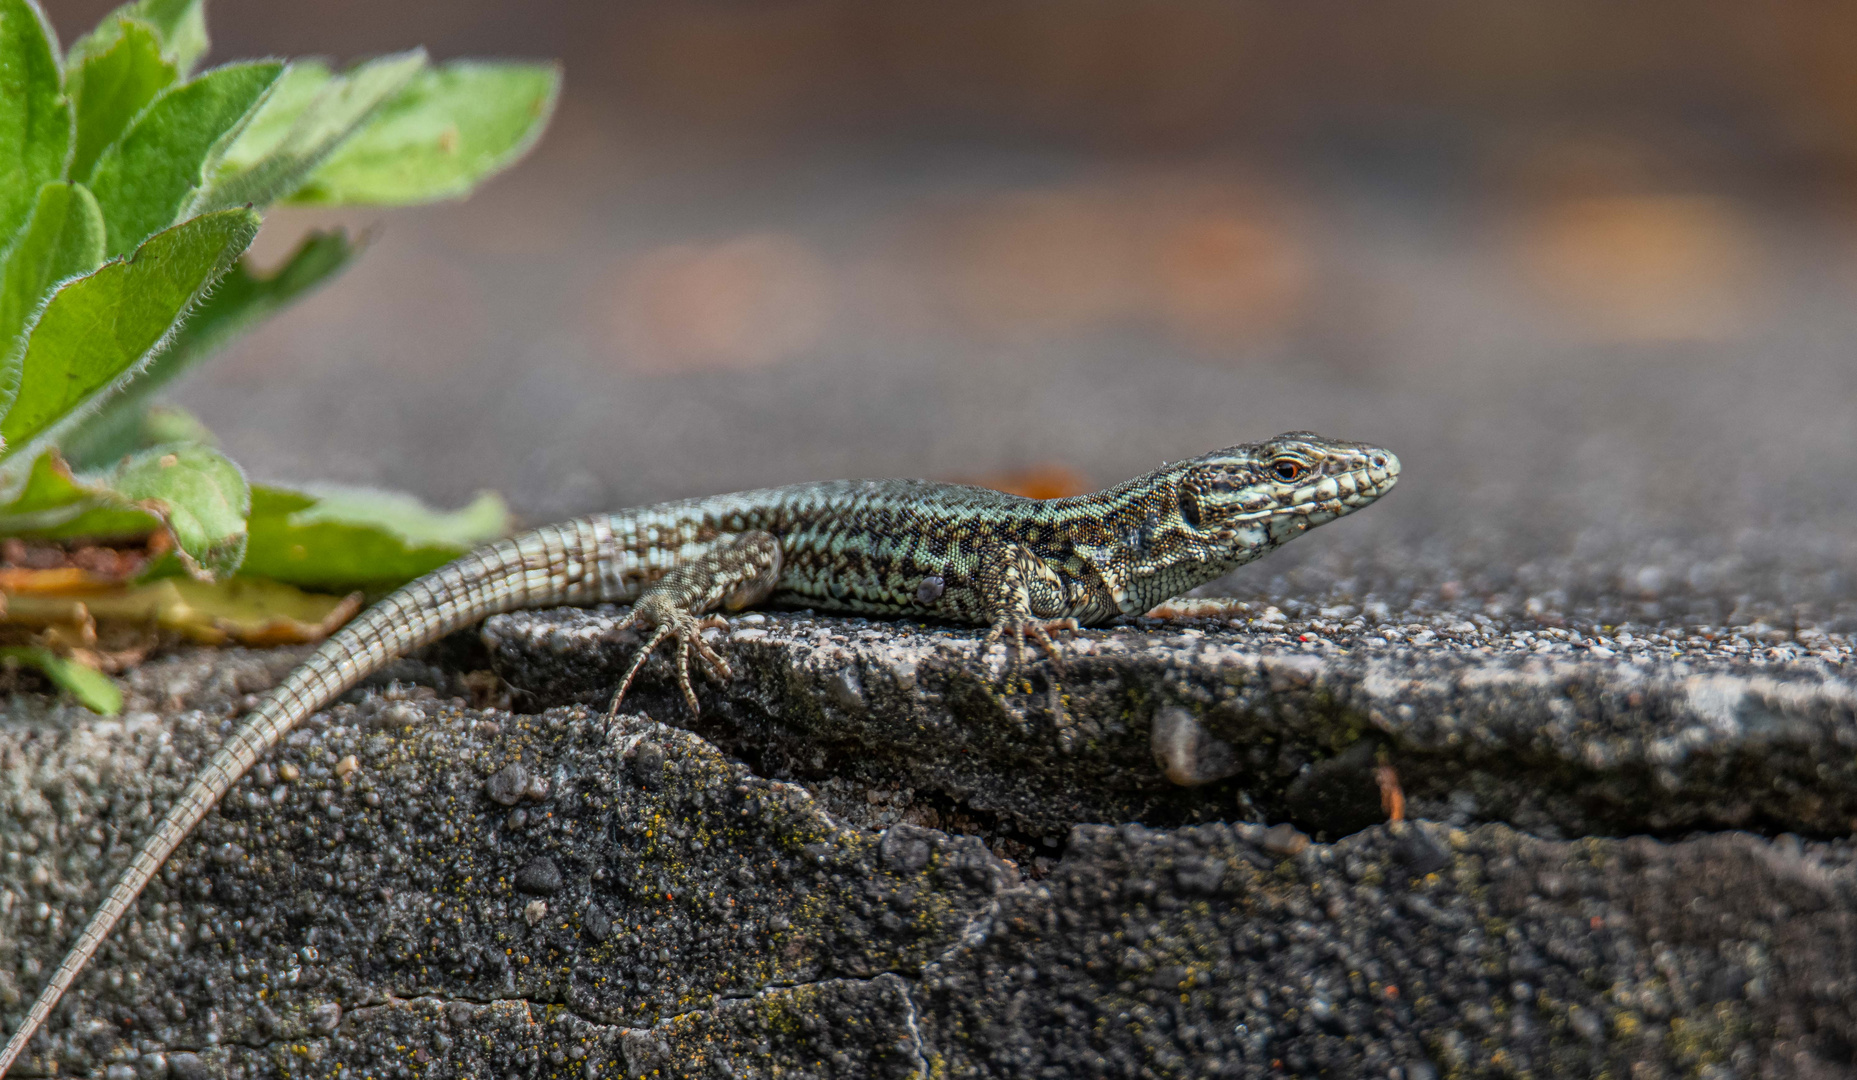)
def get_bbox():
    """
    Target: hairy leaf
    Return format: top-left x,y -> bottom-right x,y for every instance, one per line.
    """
289,60 -> 559,206
0,447 -> 151,536
205,50 -> 425,209
0,182 -> 105,357
87,60 -> 280,257
66,0 -> 207,78
98,442 -> 248,579
242,483 -> 509,590
211,59 -> 331,172
128,0 -> 206,74
0,0 -> 70,245
66,18 -> 175,181
61,228 -> 357,469
0,444 -> 249,579
0,207 -> 259,461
